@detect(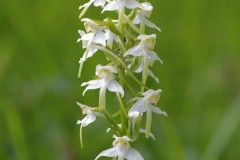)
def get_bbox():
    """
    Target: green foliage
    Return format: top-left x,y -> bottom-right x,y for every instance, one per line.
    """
0,0 -> 240,159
